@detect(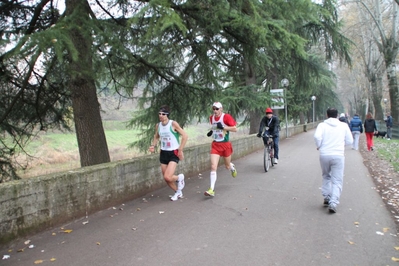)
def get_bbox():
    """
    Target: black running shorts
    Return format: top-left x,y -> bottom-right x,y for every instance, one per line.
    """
160,149 -> 180,164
